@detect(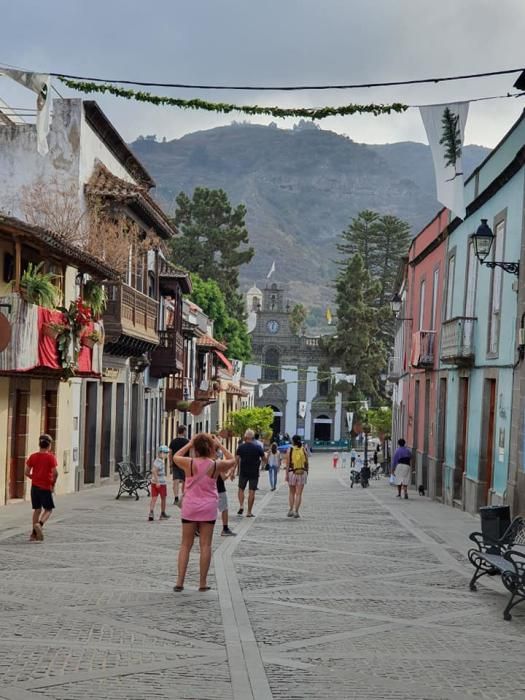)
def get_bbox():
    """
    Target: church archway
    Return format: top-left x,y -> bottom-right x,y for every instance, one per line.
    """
267,404 -> 282,440
313,414 -> 332,441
